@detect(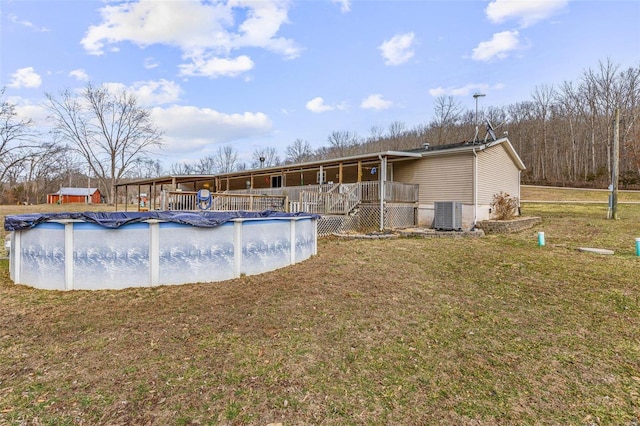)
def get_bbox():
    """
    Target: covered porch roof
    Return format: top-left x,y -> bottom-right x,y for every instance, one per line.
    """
116,150 -> 423,190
